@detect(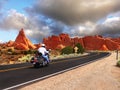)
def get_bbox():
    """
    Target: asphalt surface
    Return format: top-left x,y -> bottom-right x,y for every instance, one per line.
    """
0,52 -> 110,90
